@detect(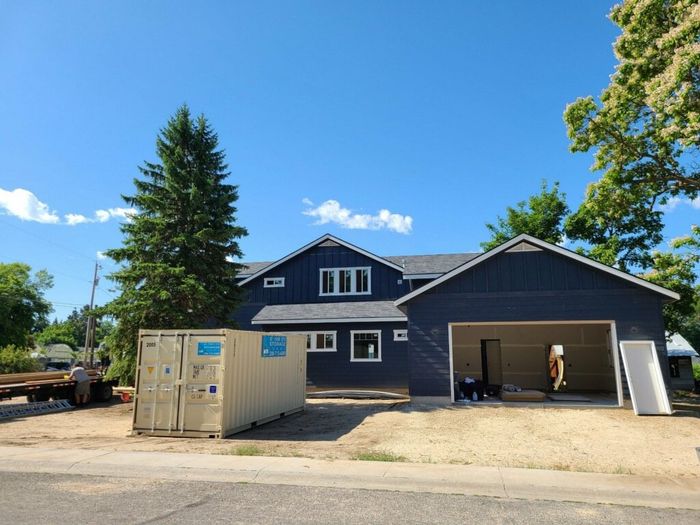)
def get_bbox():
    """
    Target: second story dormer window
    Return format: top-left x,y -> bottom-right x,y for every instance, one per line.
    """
319,267 -> 371,296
